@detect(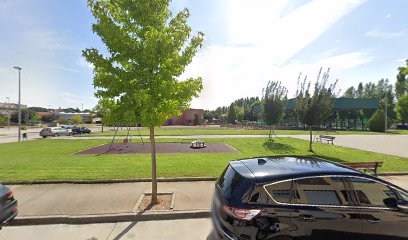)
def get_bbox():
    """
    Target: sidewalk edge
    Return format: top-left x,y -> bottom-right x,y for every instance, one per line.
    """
9,210 -> 211,226
3,177 -> 218,185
